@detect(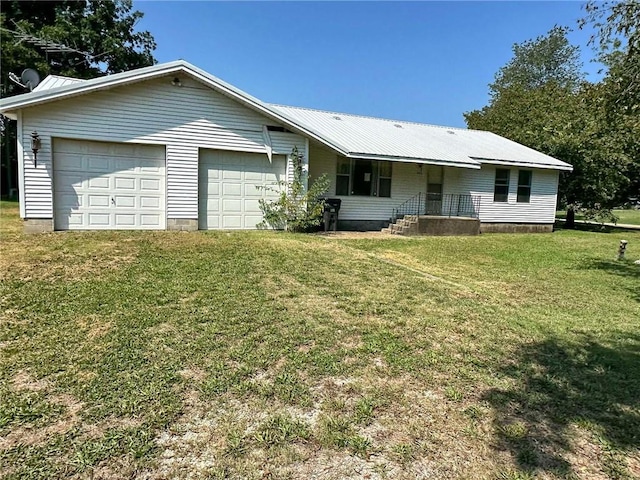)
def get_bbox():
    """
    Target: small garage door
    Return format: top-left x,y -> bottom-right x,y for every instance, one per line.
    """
53,139 -> 165,230
199,149 -> 286,229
